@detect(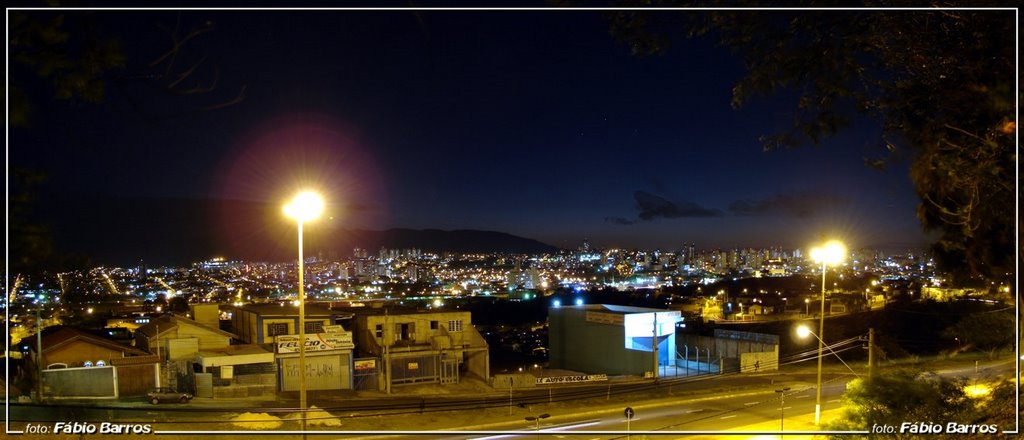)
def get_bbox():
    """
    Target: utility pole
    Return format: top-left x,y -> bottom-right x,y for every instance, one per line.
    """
868,328 -> 875,379
652,312 -> 659,380
384,307 -> 391,394
155,323 -> 161,387
36,305 -> 43,401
